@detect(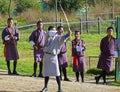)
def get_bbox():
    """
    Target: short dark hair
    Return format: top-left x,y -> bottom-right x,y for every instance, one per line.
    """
57,26 -> 63,31
48,26 -> 54,31
37,20 -> 42,25
7,17 -> 13,21
107,26 -> 113,32
75,30 -> 80,34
